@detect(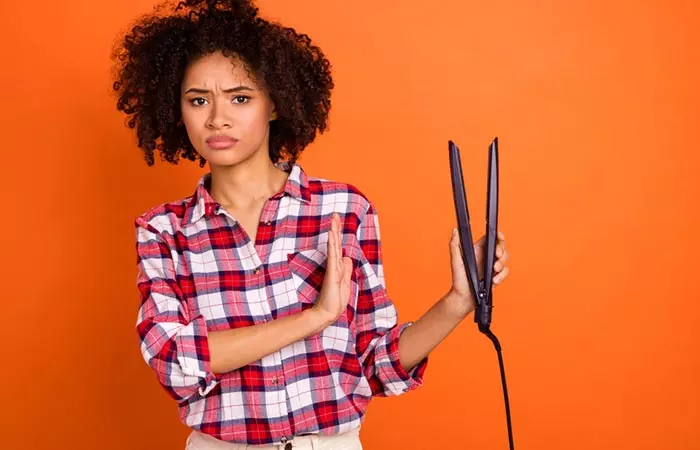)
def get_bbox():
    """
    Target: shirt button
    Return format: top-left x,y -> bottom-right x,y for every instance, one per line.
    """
253,267 -> 260,274
272,376 -> 279,385
265,220 -> 272,225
